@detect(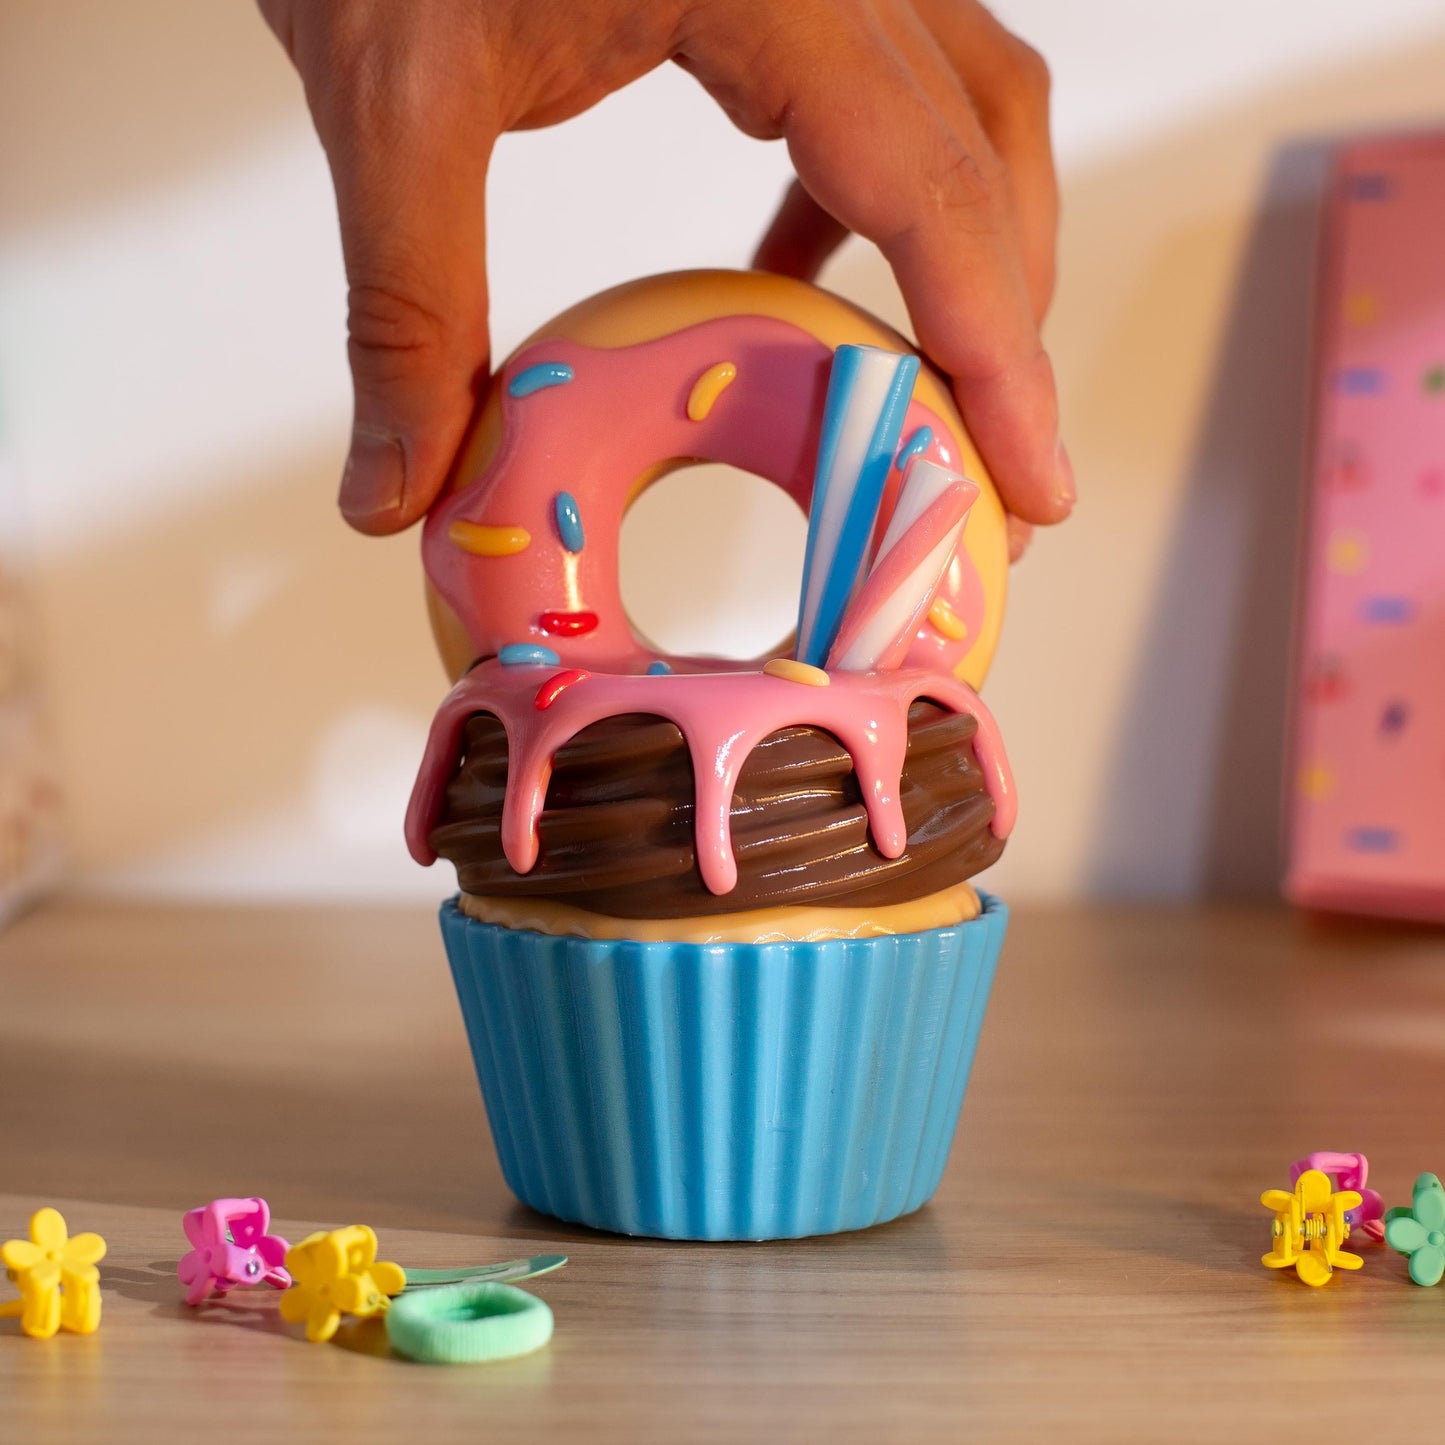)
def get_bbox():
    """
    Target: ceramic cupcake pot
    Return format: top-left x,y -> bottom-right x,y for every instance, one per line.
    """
407,269 -> 1014,1240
